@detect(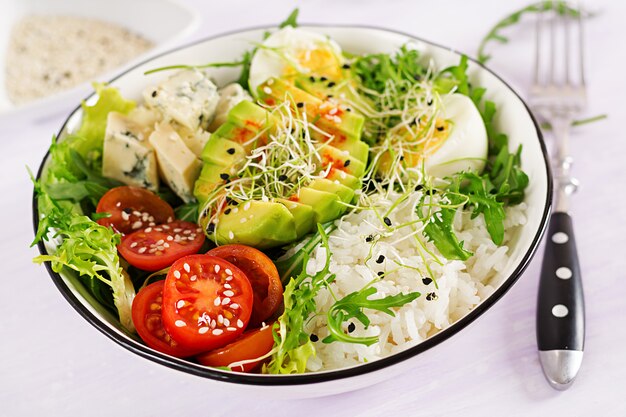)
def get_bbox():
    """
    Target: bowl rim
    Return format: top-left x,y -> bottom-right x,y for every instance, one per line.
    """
32,23 -> 553,386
